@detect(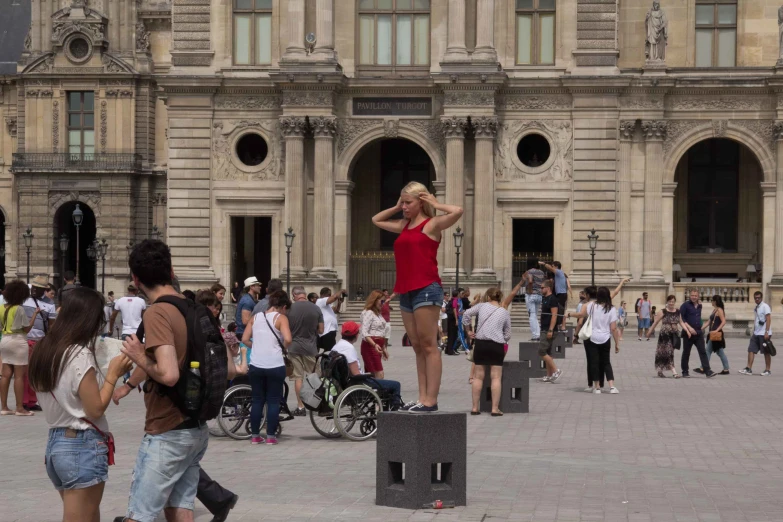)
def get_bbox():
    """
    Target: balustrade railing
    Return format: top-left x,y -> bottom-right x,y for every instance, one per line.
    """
12,152 -> 142,172
672,283 -> 761,304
